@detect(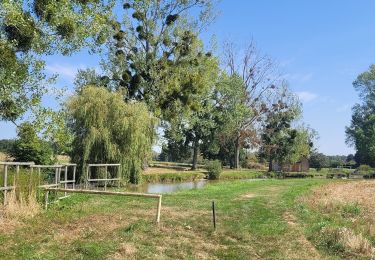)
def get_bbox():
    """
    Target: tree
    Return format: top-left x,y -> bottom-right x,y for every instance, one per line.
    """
1,0 -> 113,124
346,65 -> 375,167
0,139 -> 15,153
310,152 -> 329,170
346,154 -> 356,166
213,73 -> 252,168
258,89 -> 306,171
221,41 -> 283,168
161,51 -> 220,169
94,0 -> 216,119
10,122 -> 54,165
66,86 -> 156,184
283,127 -> 315,163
